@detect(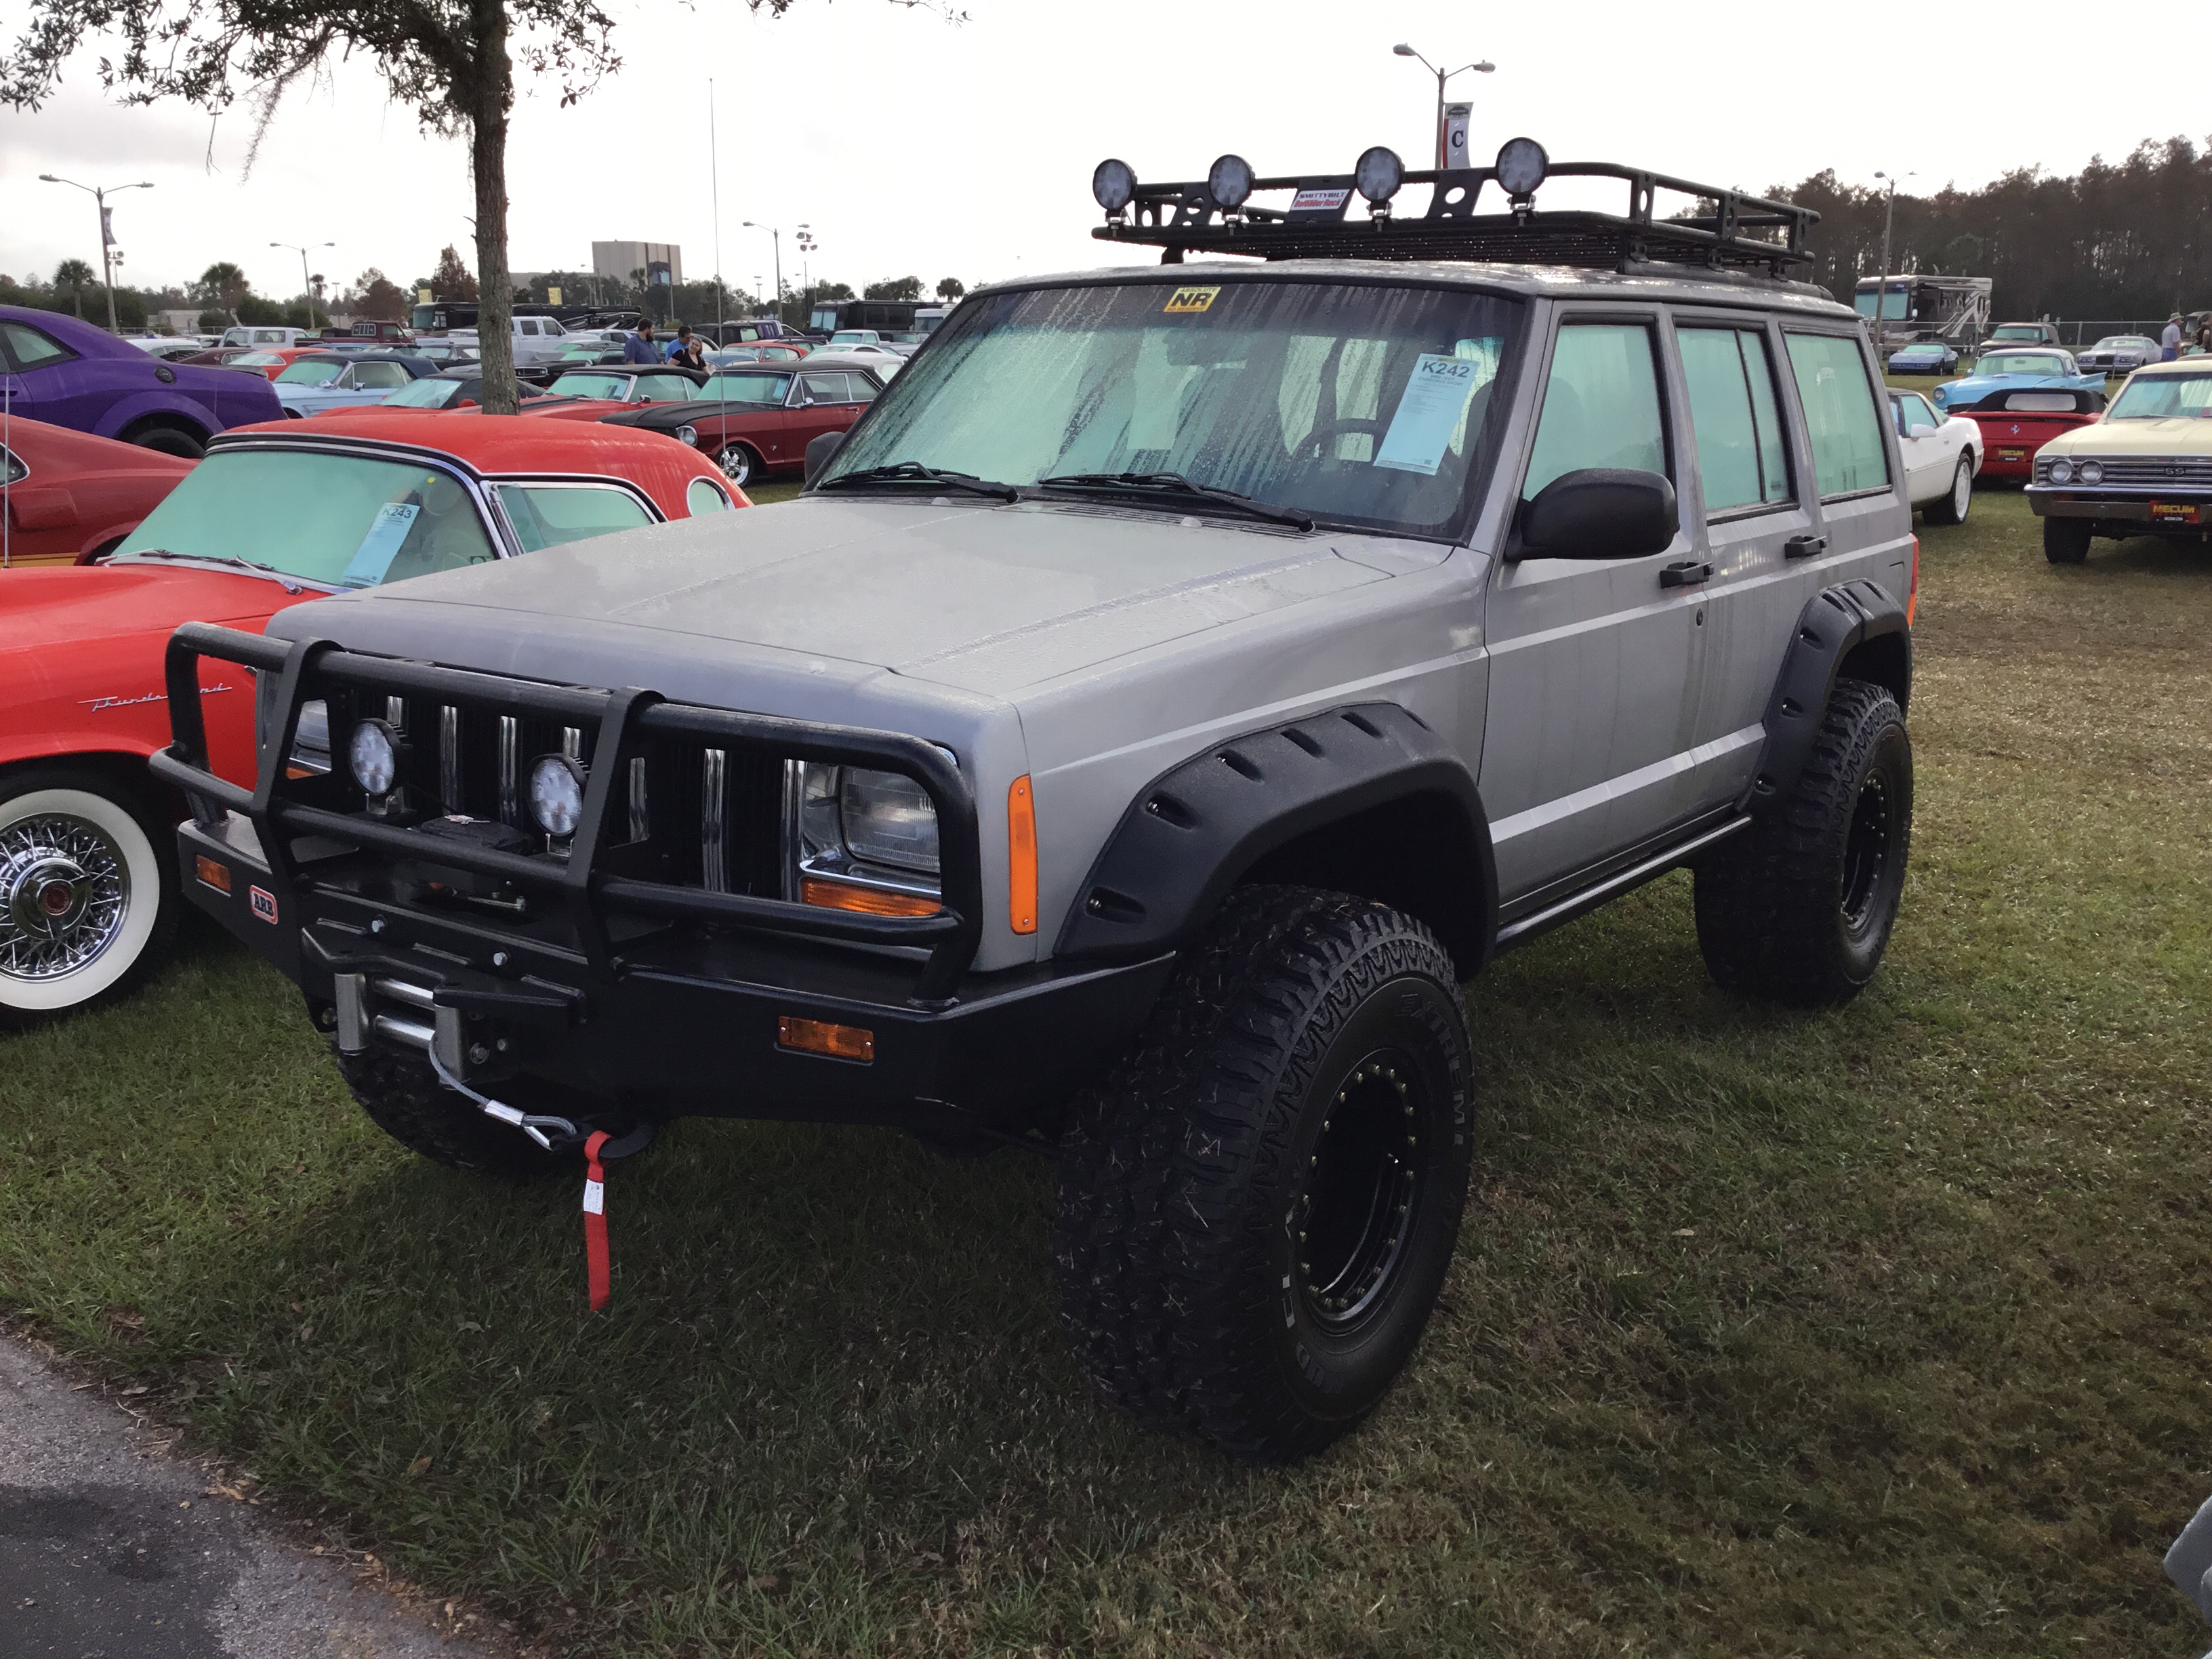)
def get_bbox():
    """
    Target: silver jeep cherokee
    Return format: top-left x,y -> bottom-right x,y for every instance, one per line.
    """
160,144 -> 1918,1461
